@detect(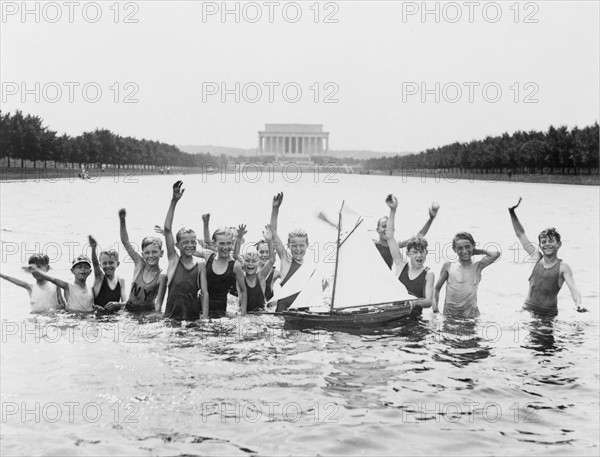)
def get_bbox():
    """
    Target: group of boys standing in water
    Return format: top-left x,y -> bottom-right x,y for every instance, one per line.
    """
0,181 -> 586,320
